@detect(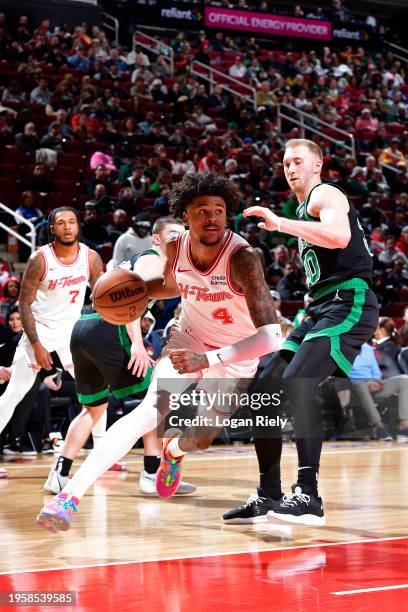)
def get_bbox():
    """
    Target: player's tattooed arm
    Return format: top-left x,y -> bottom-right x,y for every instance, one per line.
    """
88,249 -> 104,291
18,251 -> 44,345
230,247 -> 278,327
